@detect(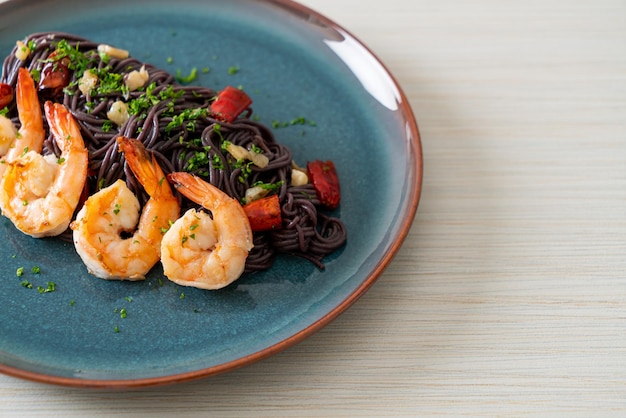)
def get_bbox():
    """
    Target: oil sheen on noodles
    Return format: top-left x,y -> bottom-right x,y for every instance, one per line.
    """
1,32 -> 346,272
